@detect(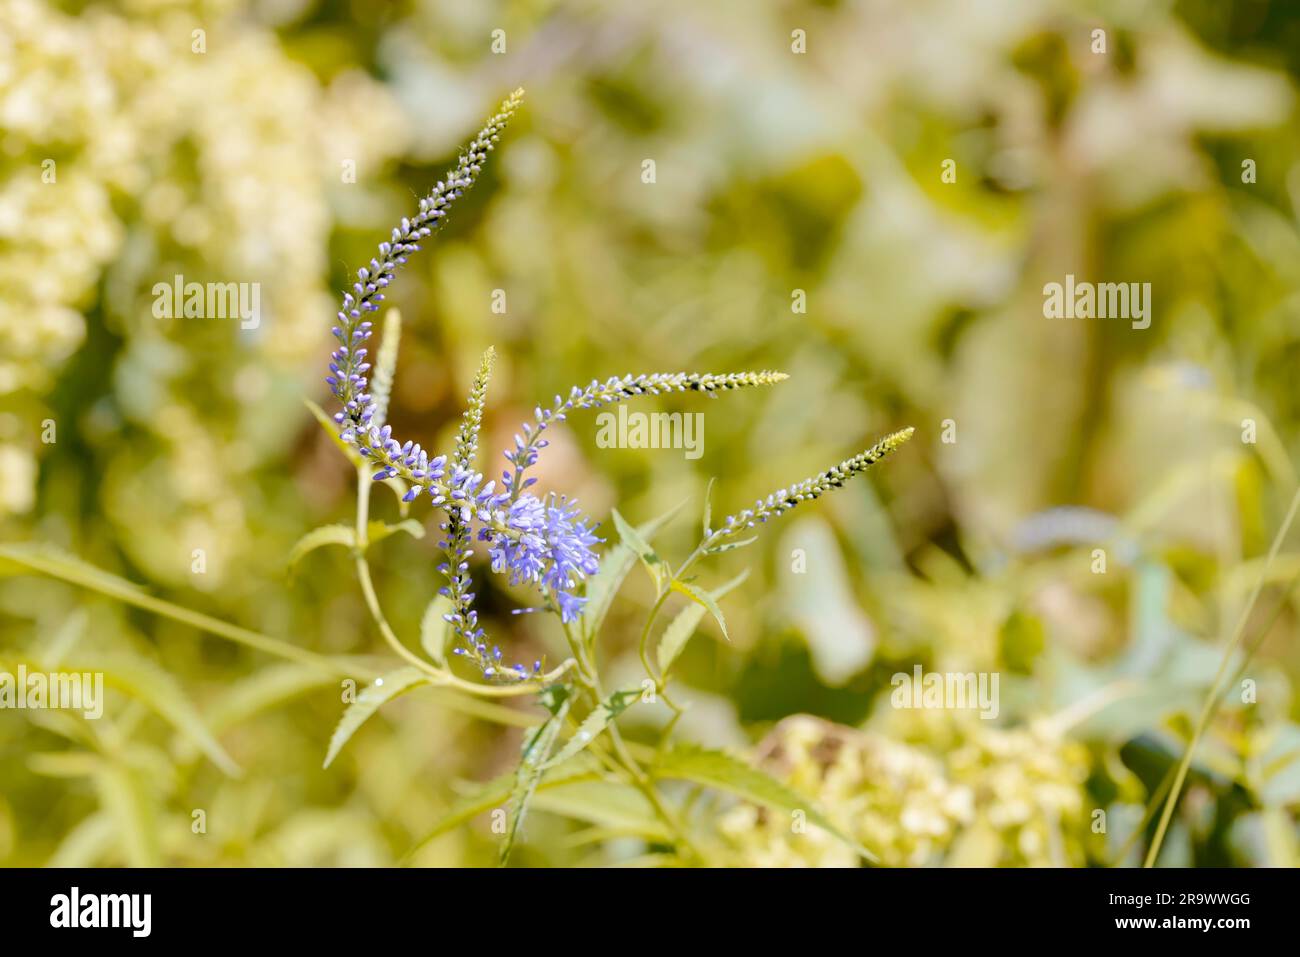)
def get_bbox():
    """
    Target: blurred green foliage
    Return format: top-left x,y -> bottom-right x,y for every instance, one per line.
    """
1,0 -> 1299,866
